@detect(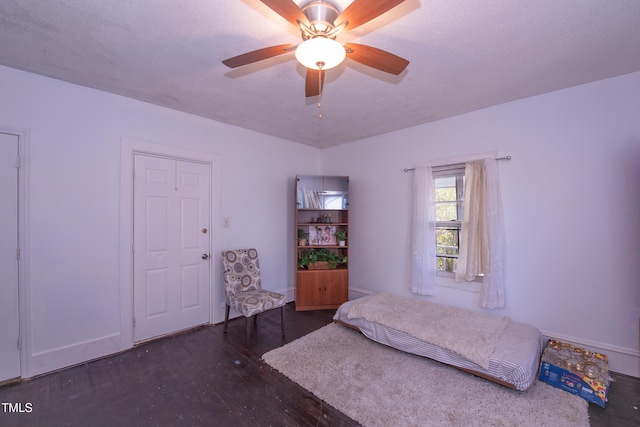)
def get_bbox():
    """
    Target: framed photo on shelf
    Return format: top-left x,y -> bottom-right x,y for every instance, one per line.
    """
309,225 -> 336,245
